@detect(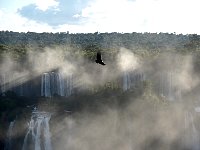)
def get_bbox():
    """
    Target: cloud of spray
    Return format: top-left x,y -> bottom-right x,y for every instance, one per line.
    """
175,55 -> 200,92
142,53 -> 200,98
52,100 -> 195,150
0,47 -> 73,92
47,49 -> 200,150
117,47 -> 140,72
1,45 -> 199,98
27,47 -> 78,76
2,46 -> 200,150
0,56 -> 30,91
0,46 -> 136,92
